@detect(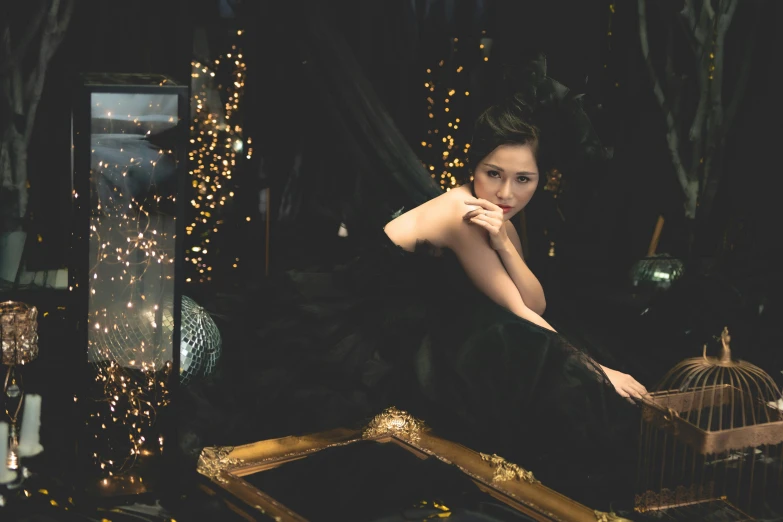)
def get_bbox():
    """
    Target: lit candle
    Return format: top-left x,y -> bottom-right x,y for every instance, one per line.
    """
0,422 -> 17,484
18,394 -> 43,457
